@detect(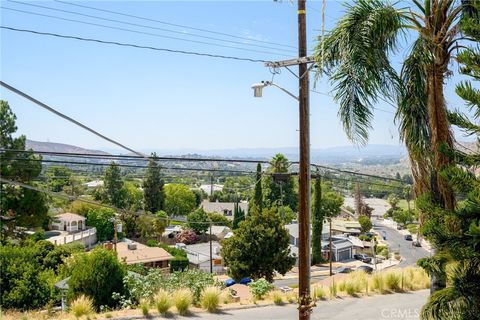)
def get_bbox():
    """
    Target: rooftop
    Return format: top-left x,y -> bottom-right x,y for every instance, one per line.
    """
201,200 -> 248,214
116,241 -> 174,265
54,212 -> 86,222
